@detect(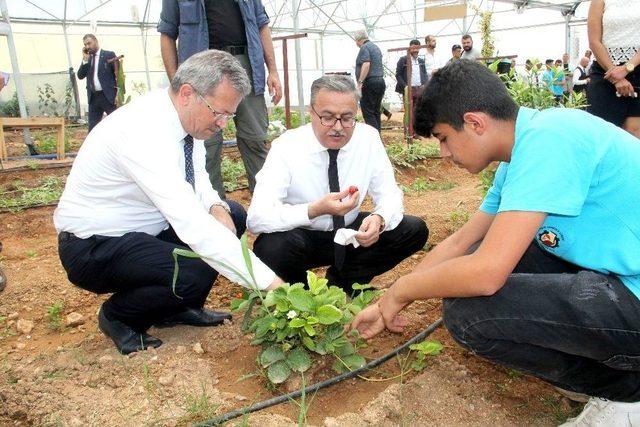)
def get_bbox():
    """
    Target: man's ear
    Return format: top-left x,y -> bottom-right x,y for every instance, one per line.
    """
462,112 -> 487,136
177,84 -> 194,106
